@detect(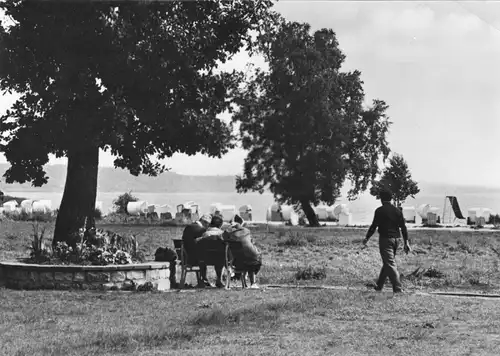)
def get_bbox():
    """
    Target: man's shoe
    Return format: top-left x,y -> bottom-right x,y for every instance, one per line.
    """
366,281 -> 382,291
393,289 -> 404,294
